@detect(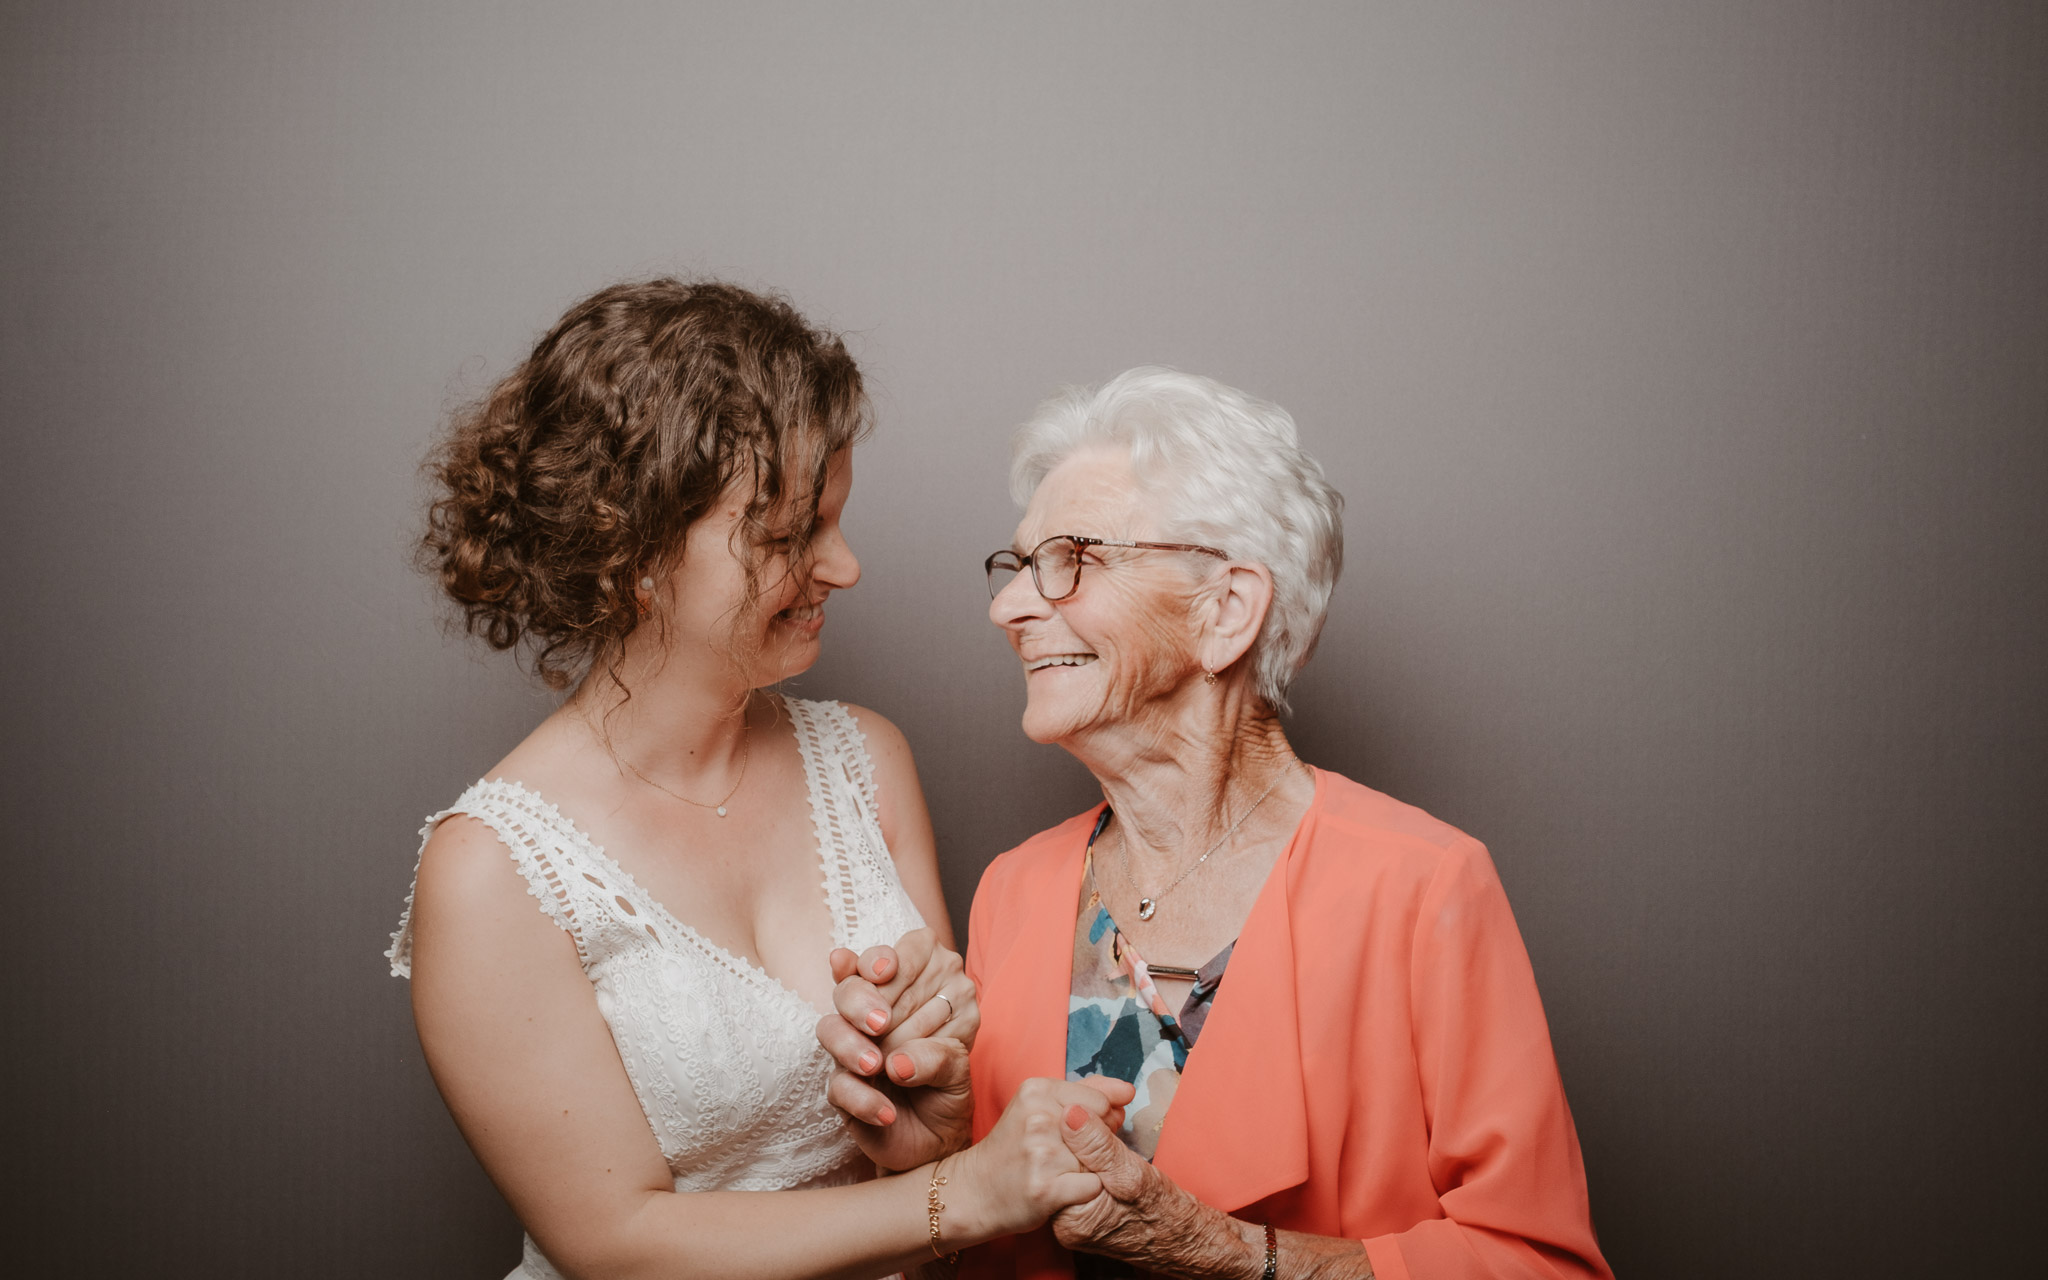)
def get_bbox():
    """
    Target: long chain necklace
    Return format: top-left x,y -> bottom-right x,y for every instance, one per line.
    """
622,726 -> 751,818
1117,770 -> 1287,921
